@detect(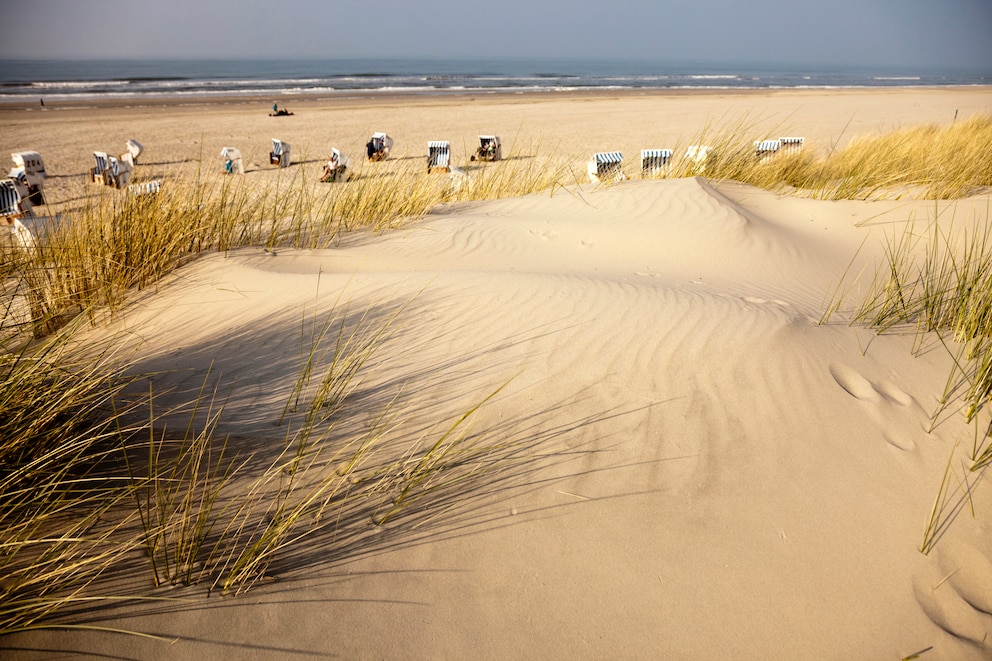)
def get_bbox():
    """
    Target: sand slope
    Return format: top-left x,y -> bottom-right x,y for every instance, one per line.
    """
13,178 -> 992,659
